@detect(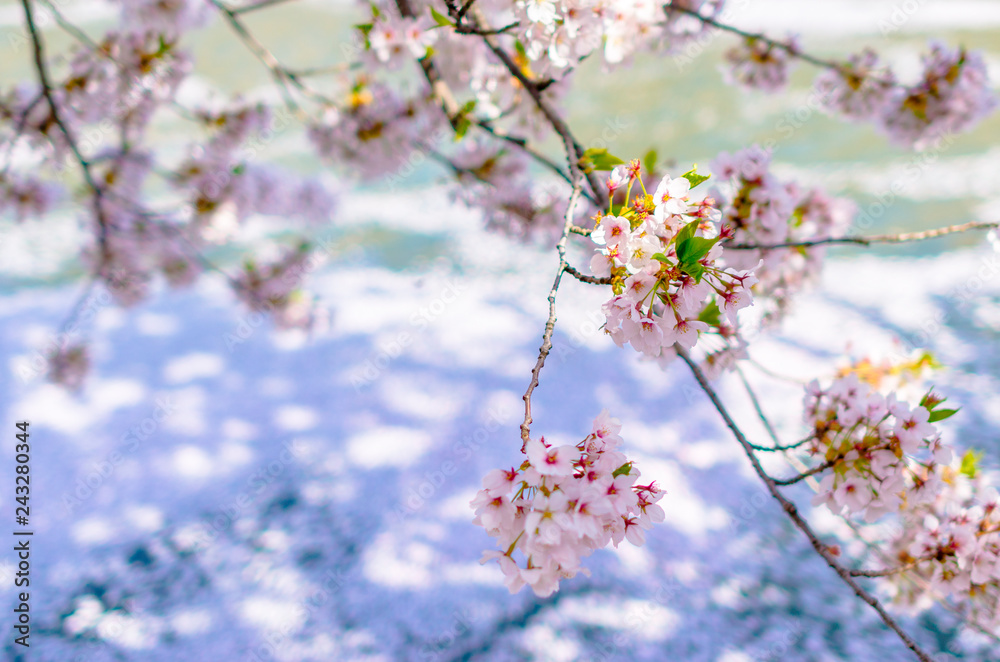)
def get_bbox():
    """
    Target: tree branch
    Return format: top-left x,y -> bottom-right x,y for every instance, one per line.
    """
564,263 -> 612,285
20,0 -> 110,267
393,0 -> 592,203
676,348 -> 934,662
725,220 -> 1000,250
849,556 -> 935,578
444,2 -> 607,208
666,4 -> 878,80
